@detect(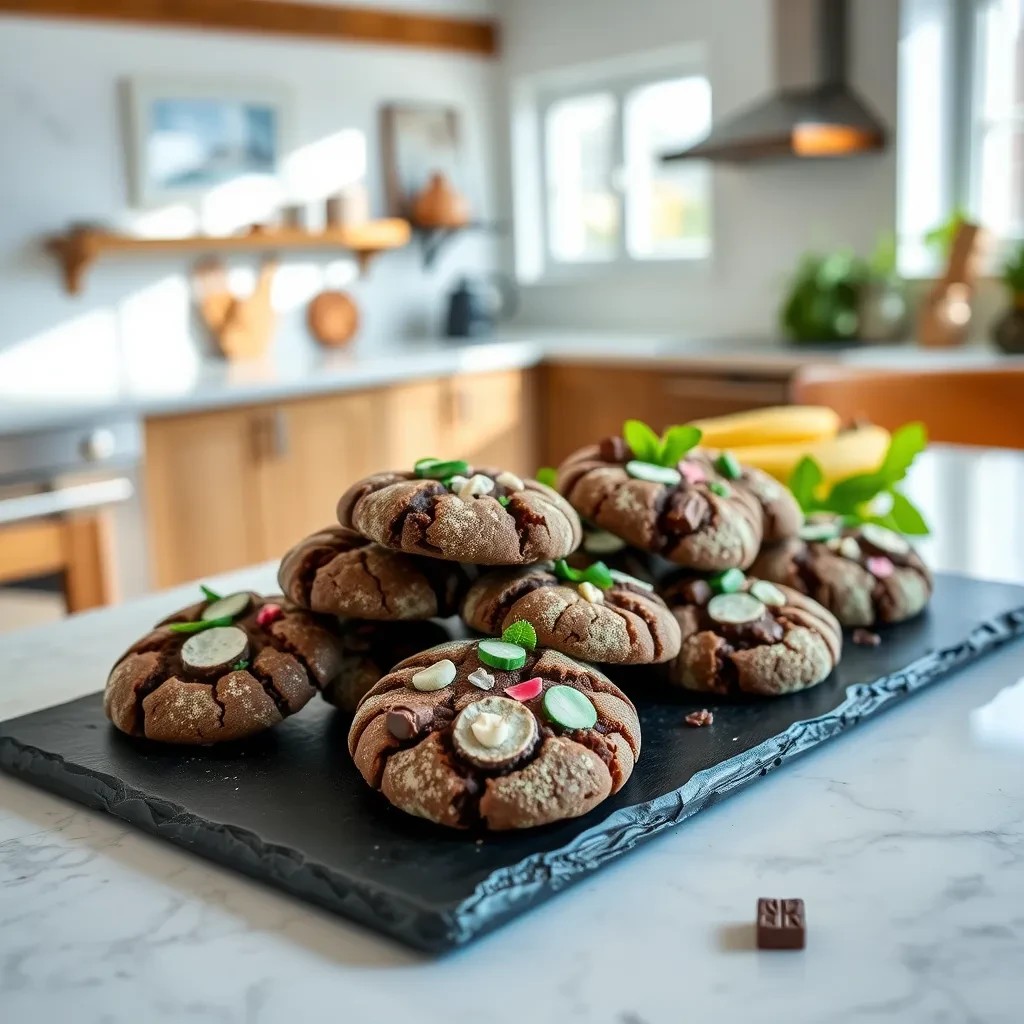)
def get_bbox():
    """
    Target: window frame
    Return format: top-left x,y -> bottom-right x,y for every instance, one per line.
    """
512,45 -> 711,285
